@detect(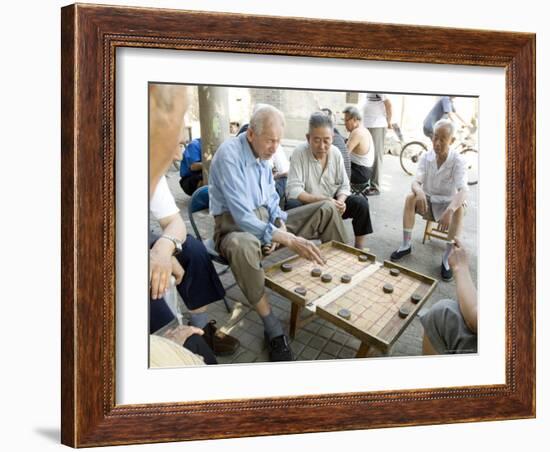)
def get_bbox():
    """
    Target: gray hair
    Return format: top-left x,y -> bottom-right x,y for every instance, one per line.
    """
433,118 -> 456,137
308,111 -> 333,132
249,104 -> 285,135
343,105 -> 362,121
